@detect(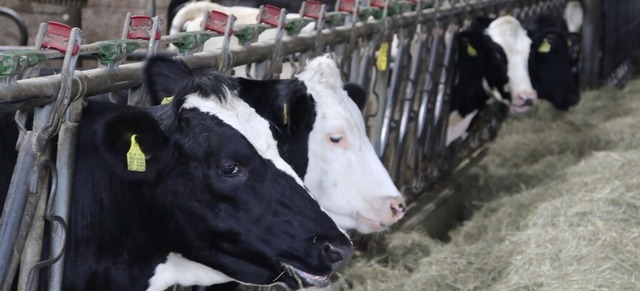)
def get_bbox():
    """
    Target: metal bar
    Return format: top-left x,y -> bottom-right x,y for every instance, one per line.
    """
48,97 -> 83,291
580,0 -> 601,89
0,136 -> 38,289
18,150 -> 50,291
1,2 -> 487,107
